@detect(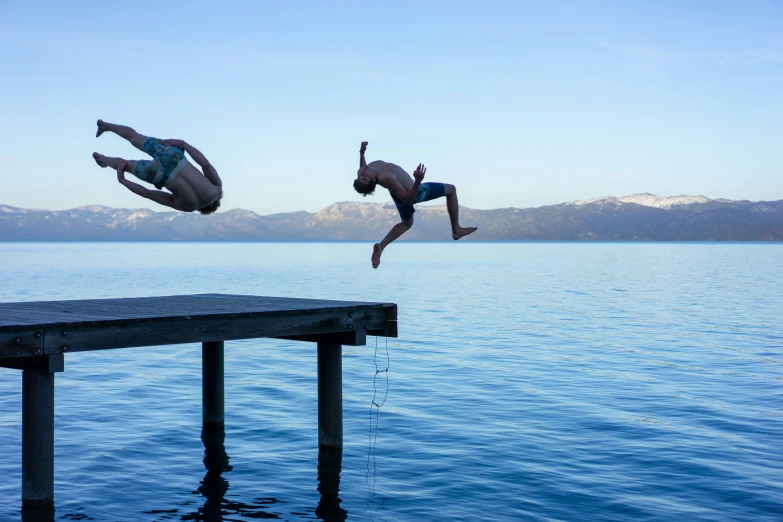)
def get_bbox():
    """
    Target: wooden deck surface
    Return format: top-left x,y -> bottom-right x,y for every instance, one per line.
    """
0,294 -> 397,358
